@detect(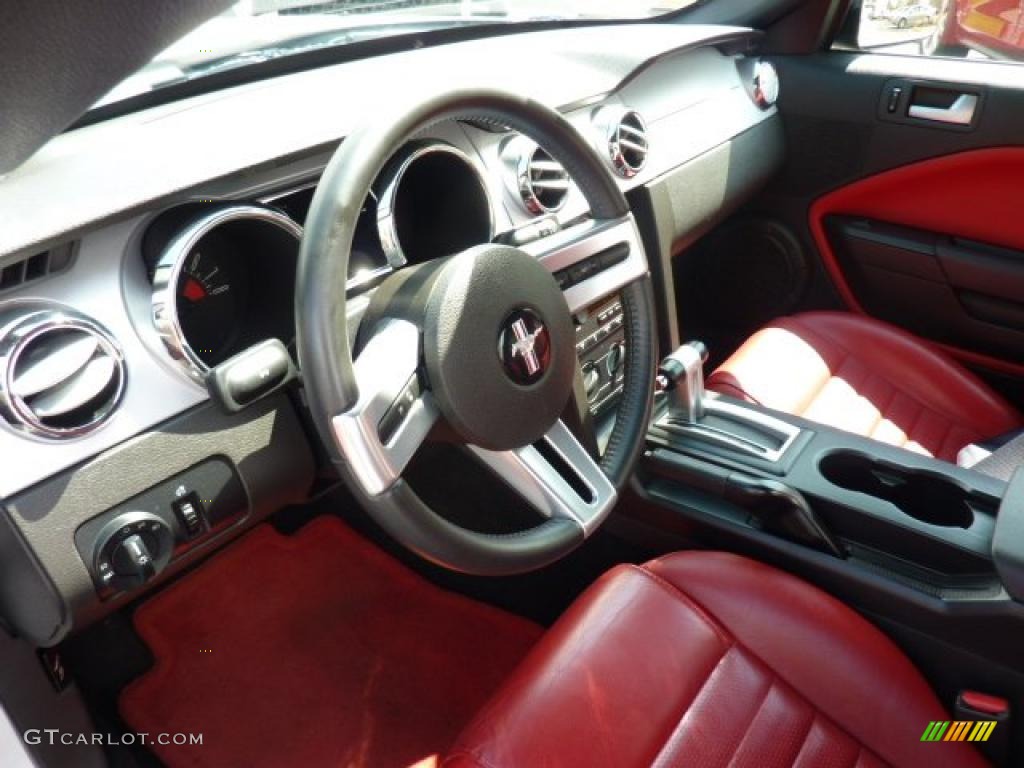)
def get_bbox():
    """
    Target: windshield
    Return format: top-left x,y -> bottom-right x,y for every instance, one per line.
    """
98,0 -> 701,108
